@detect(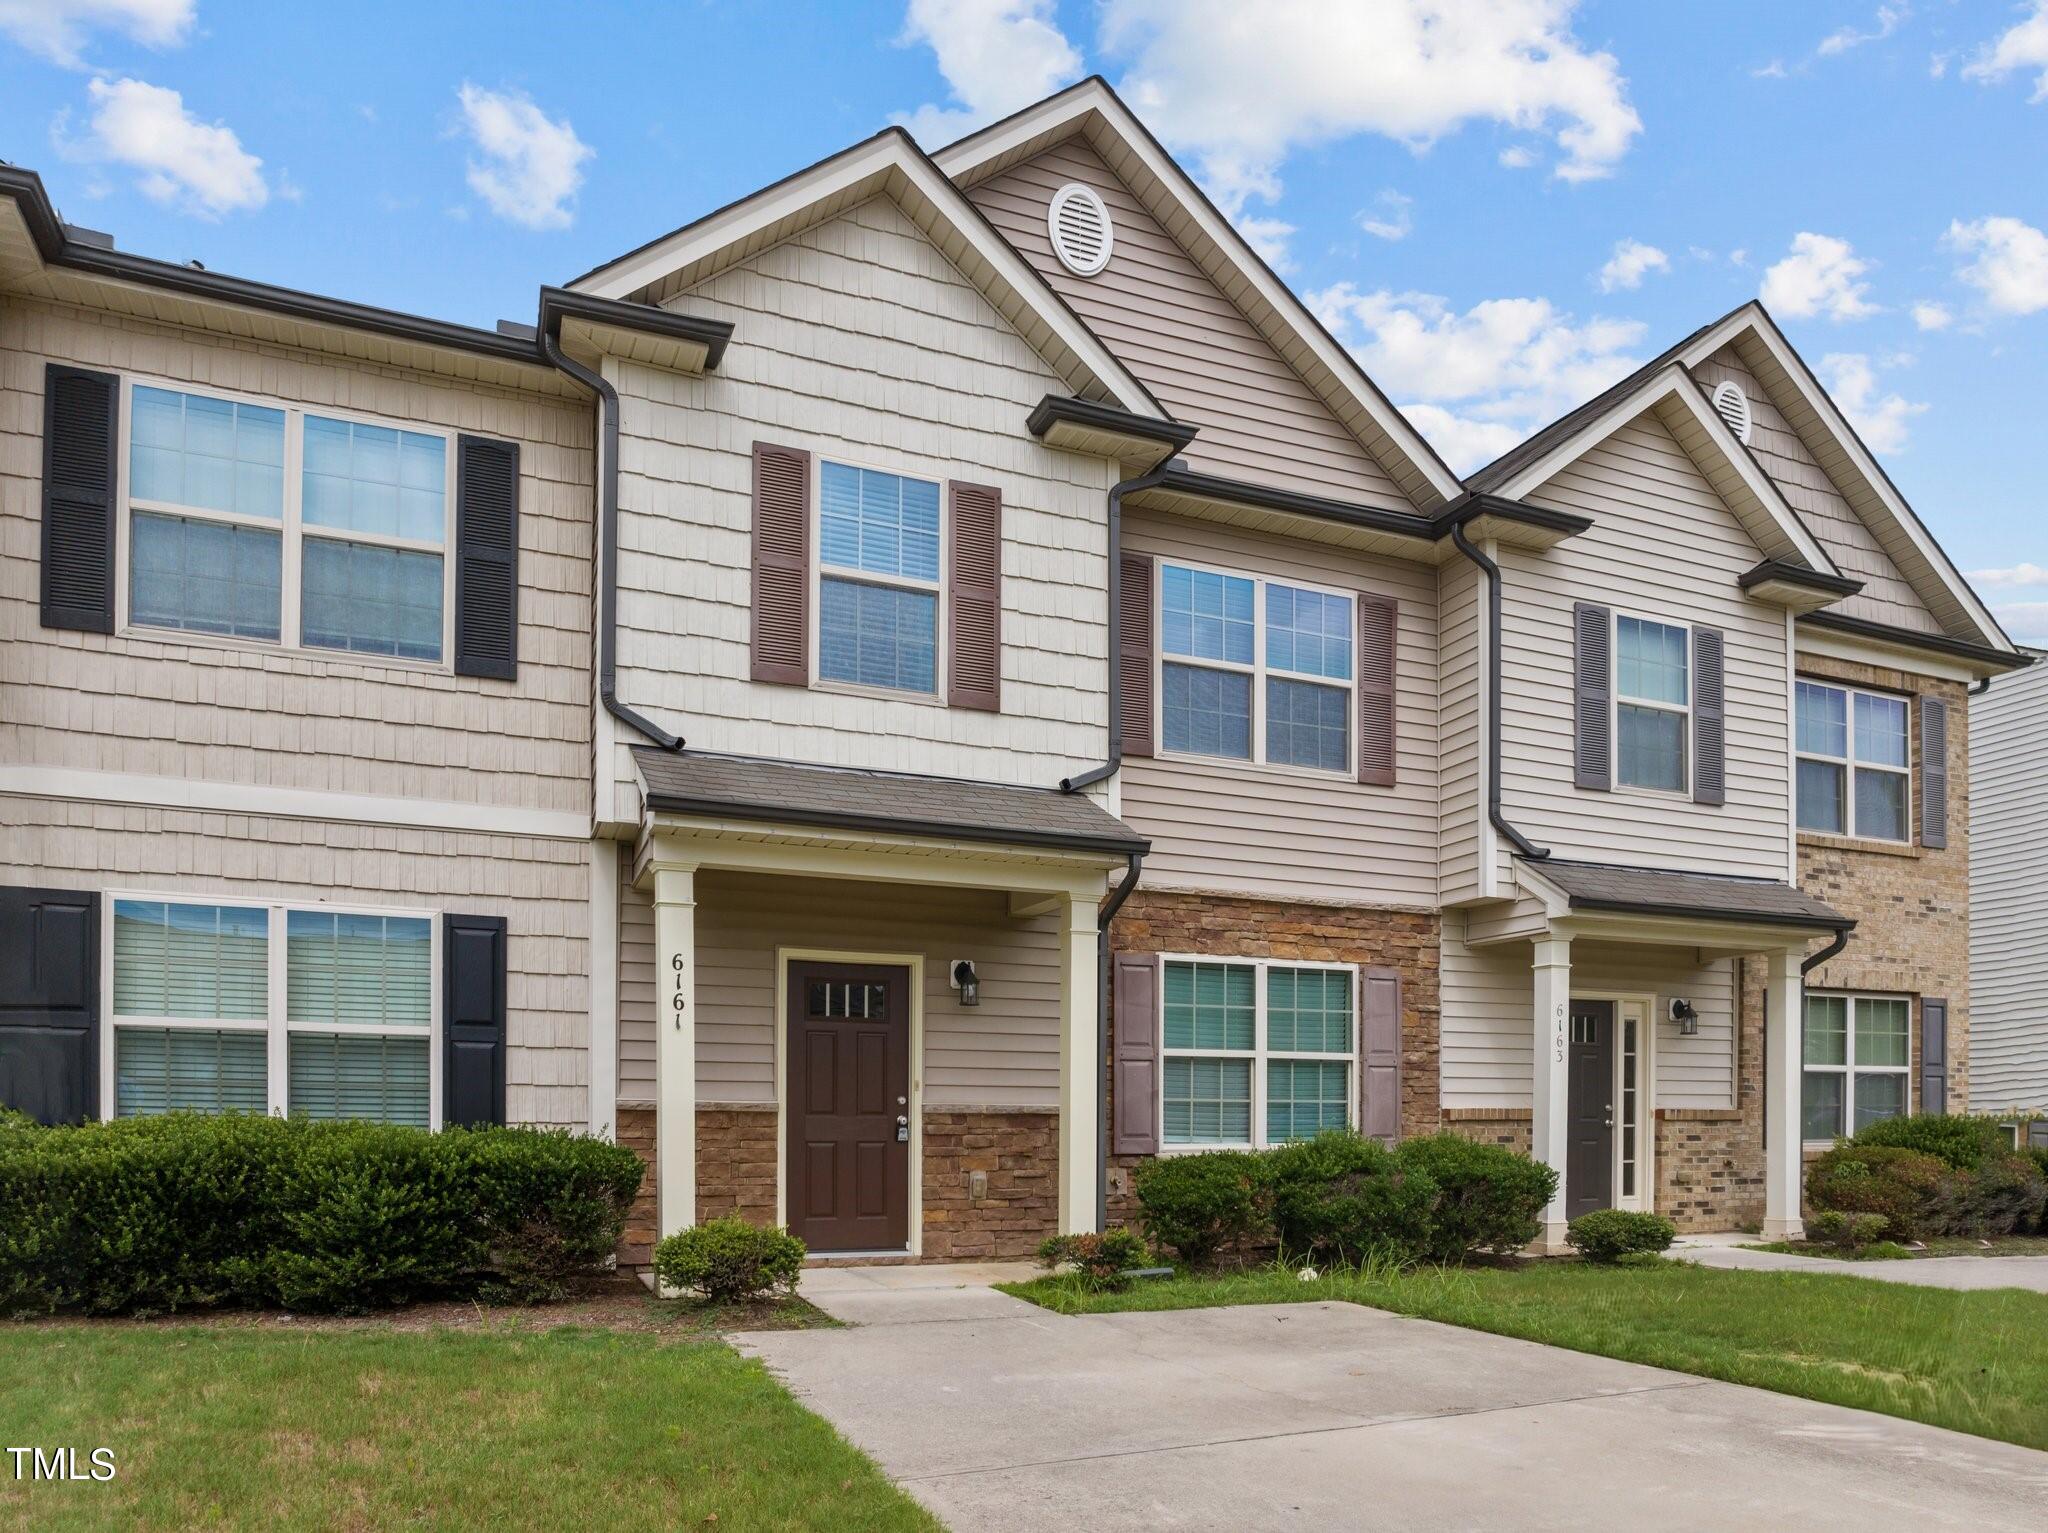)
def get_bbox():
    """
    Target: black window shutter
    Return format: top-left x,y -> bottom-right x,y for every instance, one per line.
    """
41,365 -> 119,634
454,435 -> 520,679
1573,602 -> 1611,791
443,913 -> 507,1127
1692,627 -> 1726,806
0,887 -> 99,1125
1919,696 -> 1949,850
1919,998 -> 1947,1115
